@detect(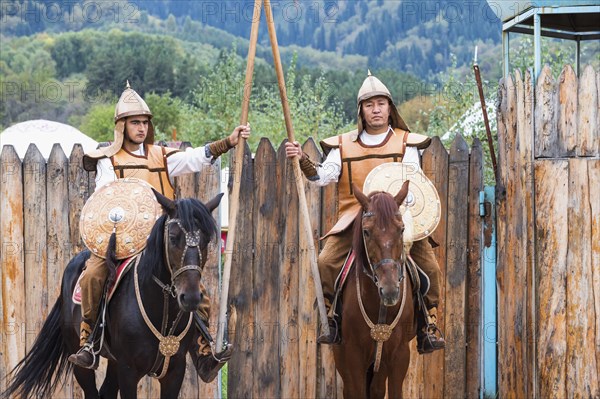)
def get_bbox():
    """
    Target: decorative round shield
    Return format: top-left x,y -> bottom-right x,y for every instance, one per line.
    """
363,162 -> 441,240
80,179 -> 163,259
